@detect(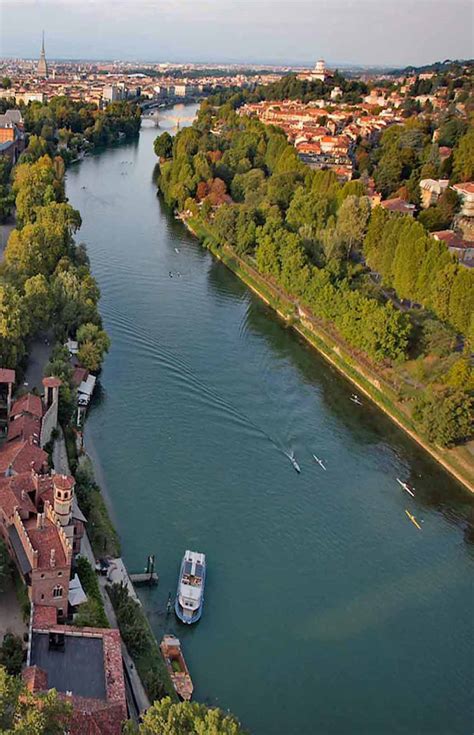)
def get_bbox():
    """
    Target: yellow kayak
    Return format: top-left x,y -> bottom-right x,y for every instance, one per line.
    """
405,509 -> 422,530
